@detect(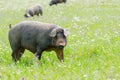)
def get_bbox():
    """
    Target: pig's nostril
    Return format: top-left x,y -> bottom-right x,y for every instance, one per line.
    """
58,45 -> 64,49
